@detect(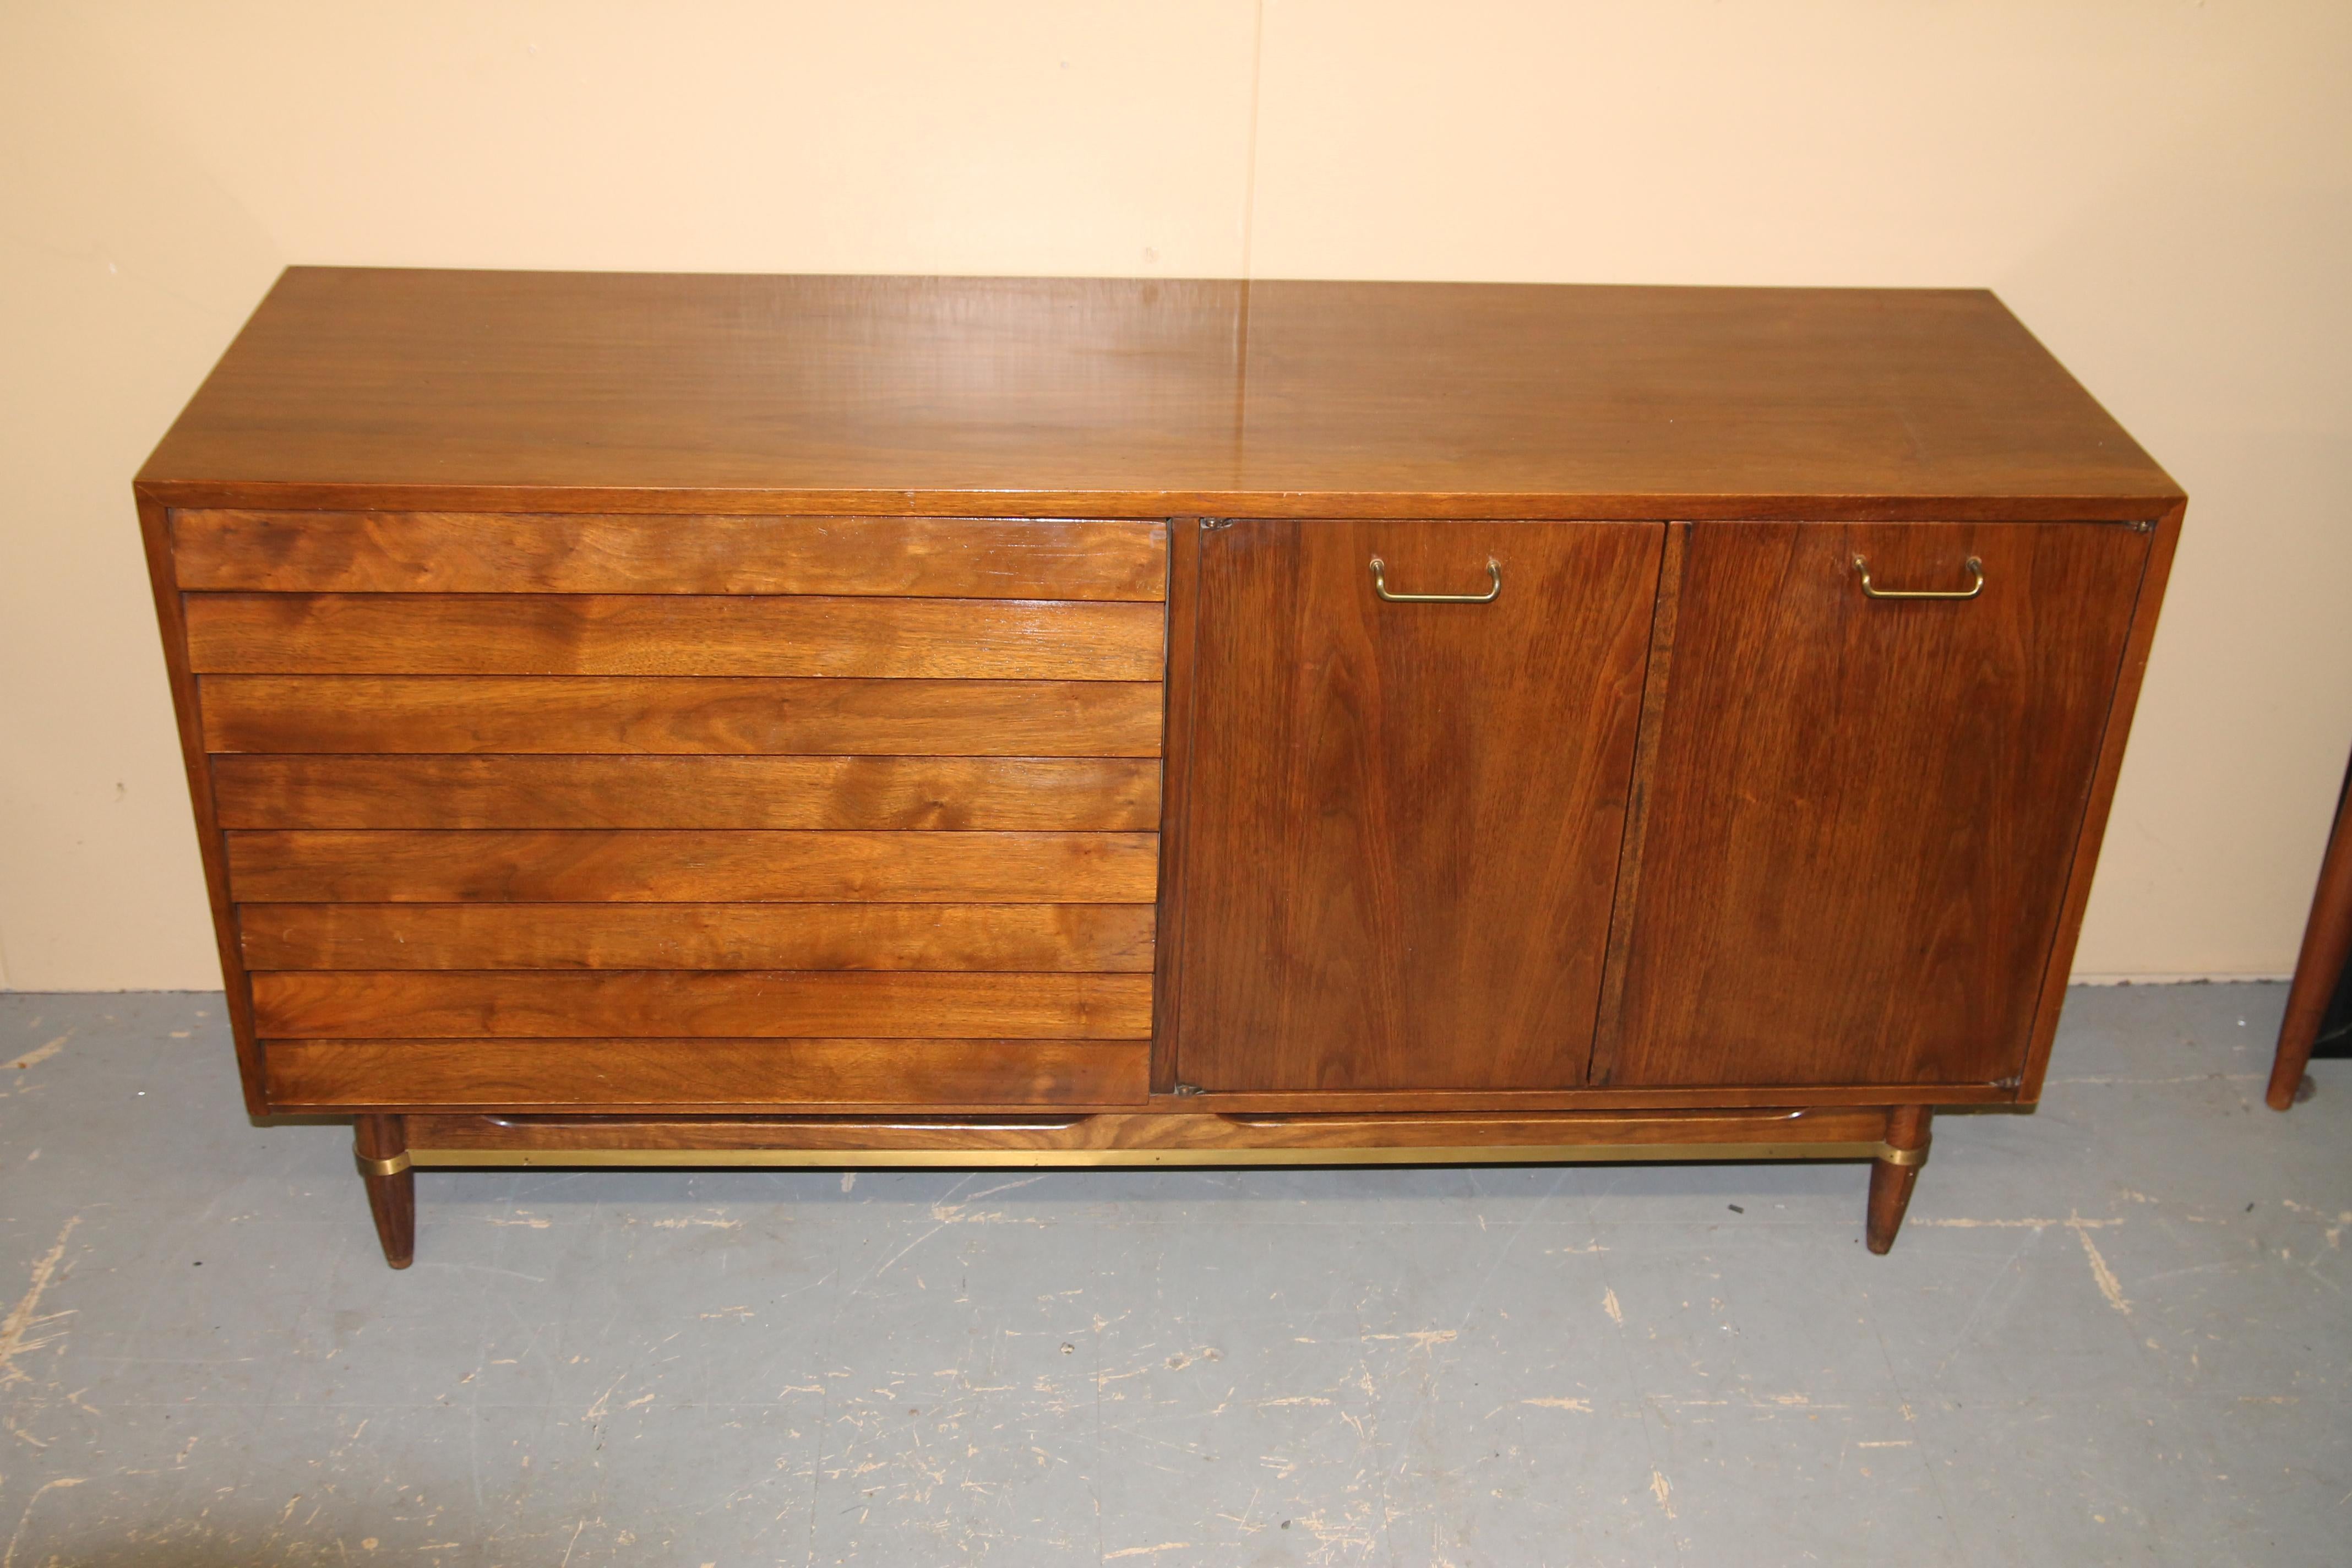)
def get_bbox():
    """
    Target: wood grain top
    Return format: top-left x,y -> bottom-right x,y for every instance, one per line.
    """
138,268 -> 2179,519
